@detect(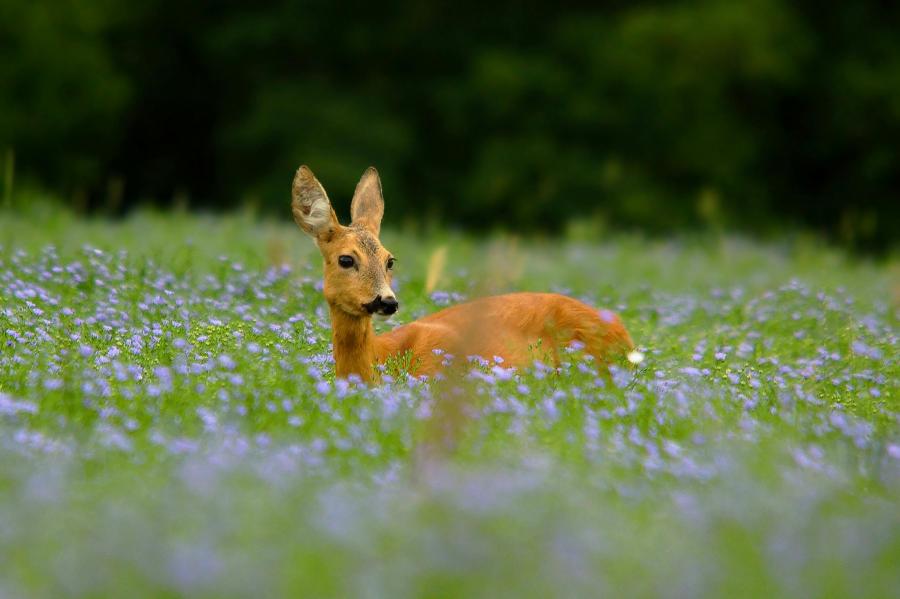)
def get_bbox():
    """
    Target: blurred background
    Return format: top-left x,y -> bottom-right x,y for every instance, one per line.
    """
0,0 -> 897,250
